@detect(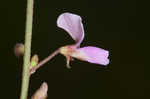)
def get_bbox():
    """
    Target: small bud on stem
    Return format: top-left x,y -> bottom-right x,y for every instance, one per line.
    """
30,54 -> 39,69
14,43 -> 24,57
